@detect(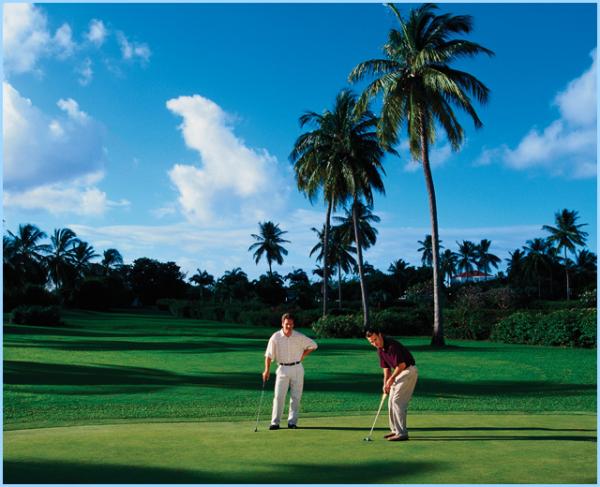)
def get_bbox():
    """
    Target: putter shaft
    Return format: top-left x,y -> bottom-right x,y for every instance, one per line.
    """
254,380 -> 266,432
365,393 -> 388,440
